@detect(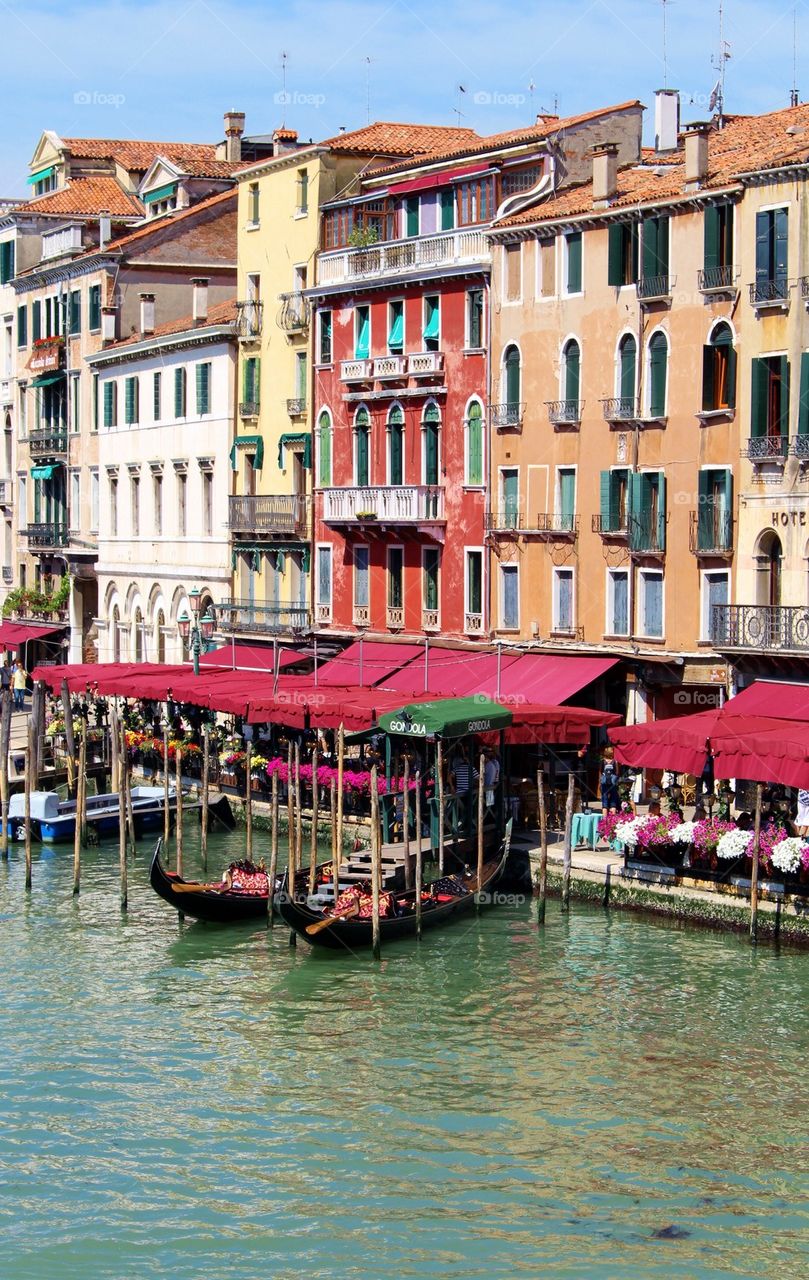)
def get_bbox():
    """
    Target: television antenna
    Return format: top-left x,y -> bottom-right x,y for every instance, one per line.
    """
364,56 -> 376,125
280,51 -> 289,126
454,84 -> 466,125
